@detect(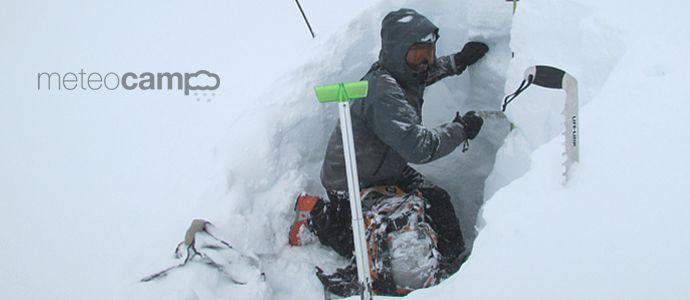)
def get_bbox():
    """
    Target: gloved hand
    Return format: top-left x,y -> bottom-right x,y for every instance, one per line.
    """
453,41 -> 489,72
453,111 -> 483,140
